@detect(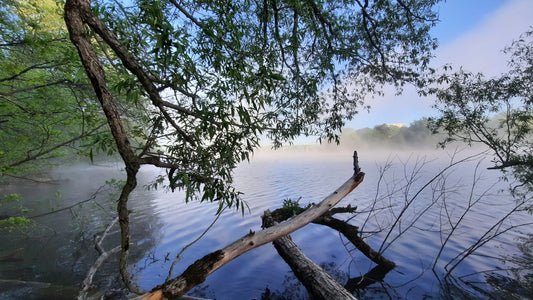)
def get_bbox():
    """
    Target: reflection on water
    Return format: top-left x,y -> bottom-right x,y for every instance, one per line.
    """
0,149 -> 531,299
0,163 -> 164,299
